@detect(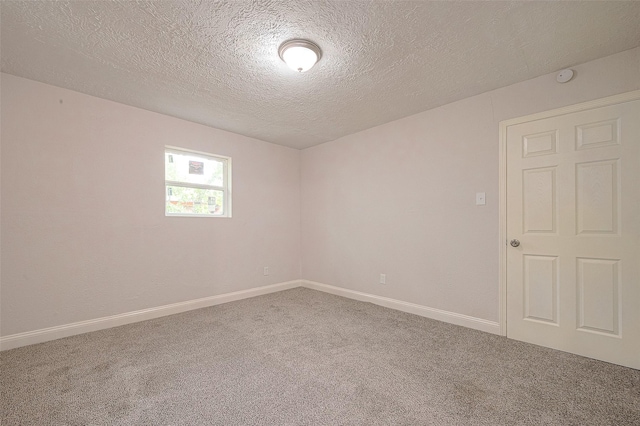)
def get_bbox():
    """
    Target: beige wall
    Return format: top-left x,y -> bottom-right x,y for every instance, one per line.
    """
2,48 -> 639,338
0,74 -> 301,336
301,48 -> 640,323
